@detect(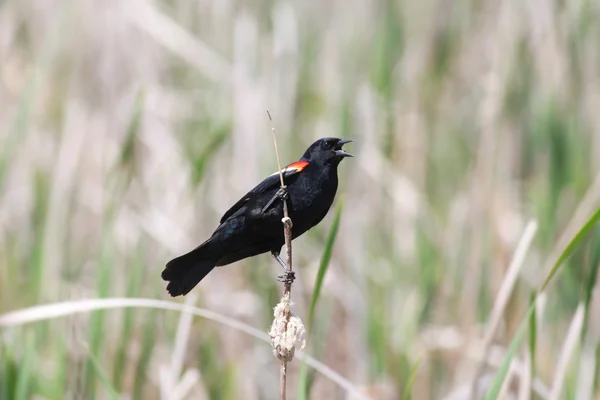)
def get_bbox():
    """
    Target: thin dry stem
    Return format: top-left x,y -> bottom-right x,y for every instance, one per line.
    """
470,220 -> 537,398
268,110 -> 285,188
280,361 -> 287,400
267,110 -> 301,400
0,298 -> 361,398
548,303 -> 585,400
